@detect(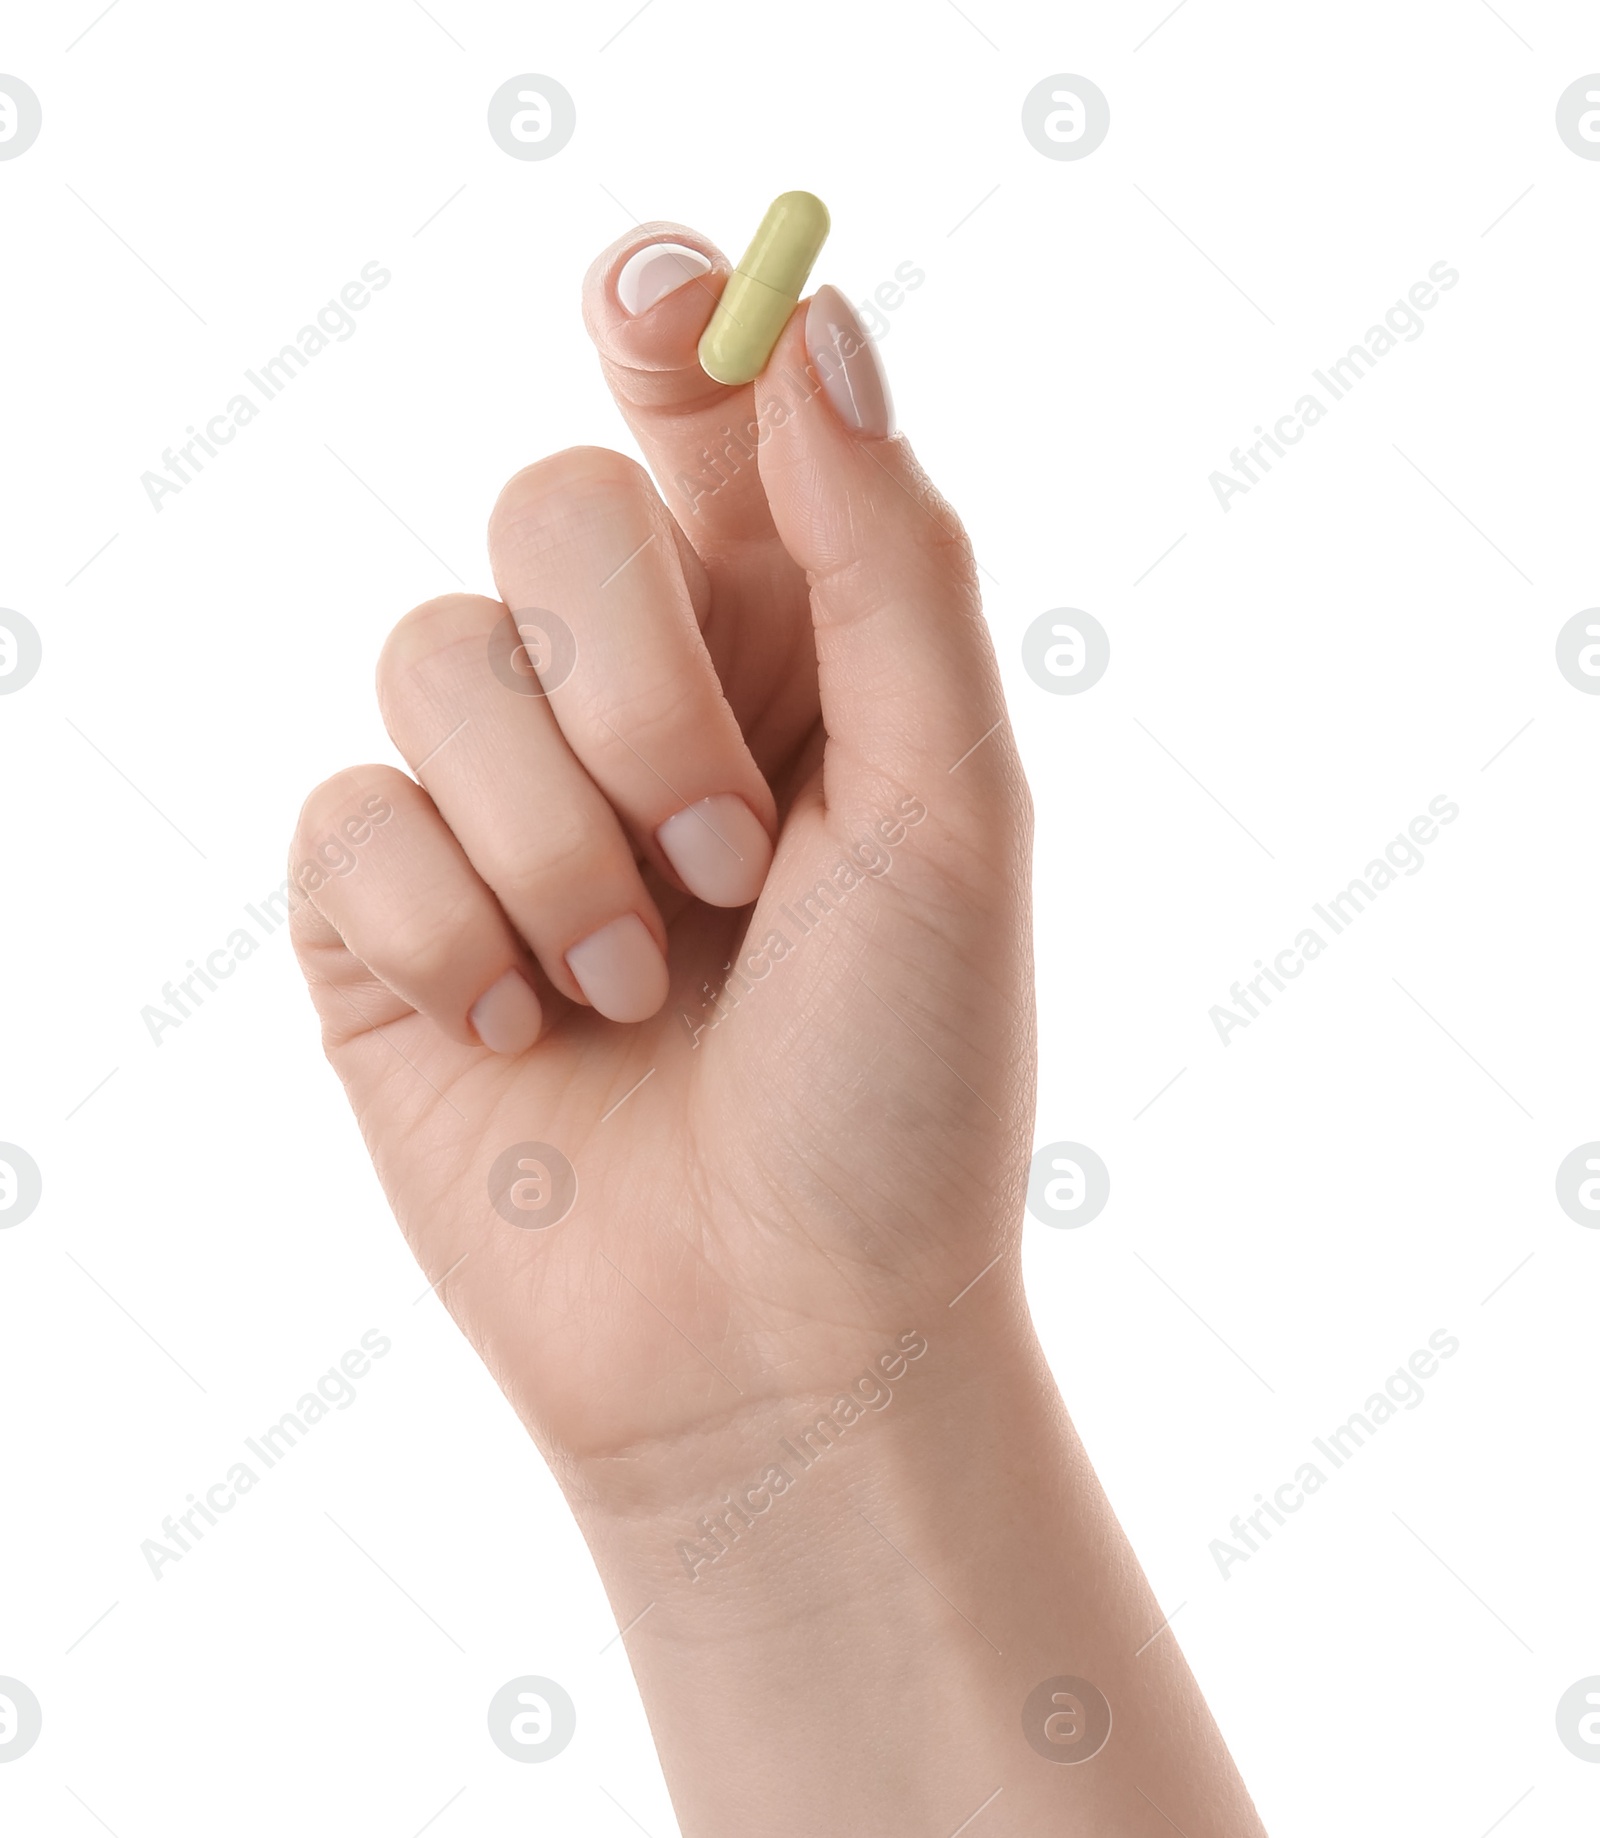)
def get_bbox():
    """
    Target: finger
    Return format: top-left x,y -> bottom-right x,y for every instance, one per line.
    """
582,222 -> 785,557
582,223 -> 823,774
754,288 -> 1021,821
290,765 -> 546,1055
377,593 -> 671,1023
488,450 -> 777,908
